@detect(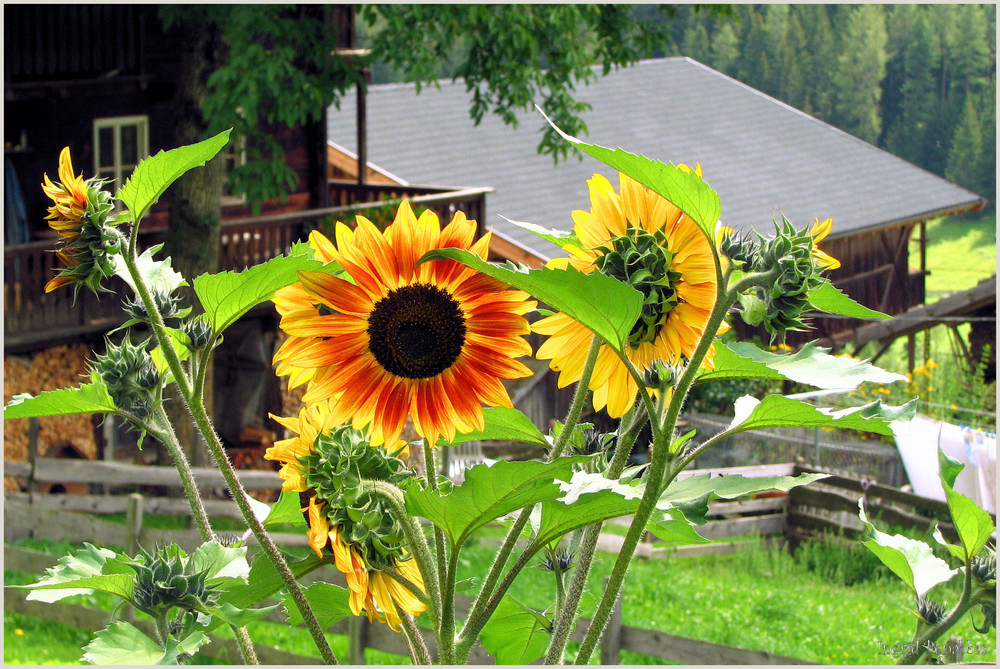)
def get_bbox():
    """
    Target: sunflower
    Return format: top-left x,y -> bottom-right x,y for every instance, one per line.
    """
41,147 -> 89,242
264,410 -> 423,630
533,171 -> 726,418
272,201 -> 536,447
